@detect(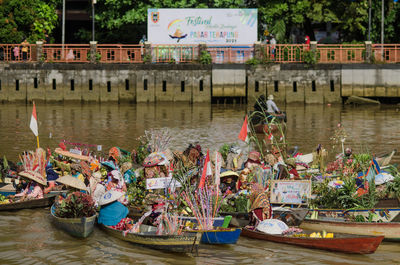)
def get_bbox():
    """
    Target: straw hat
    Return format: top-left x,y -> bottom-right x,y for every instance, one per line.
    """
92,171 -> 102,182
268,95 -> 274,100
98,190 -> 124,206
56,175 -> 88,191
220,171 -> 239,179
121,162 -> 132,175
19,170 -> 47,186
